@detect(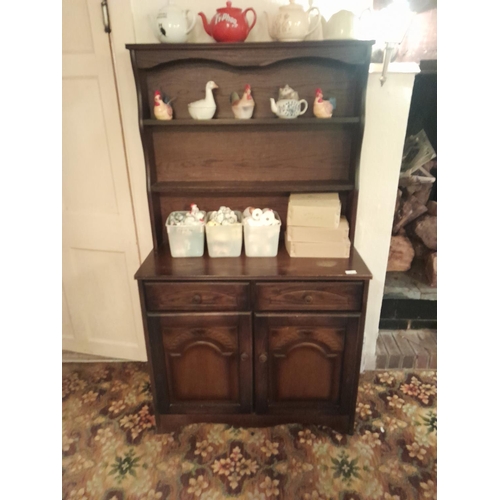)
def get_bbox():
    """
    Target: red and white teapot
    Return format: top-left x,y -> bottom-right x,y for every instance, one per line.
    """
198,2 -> 257,43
